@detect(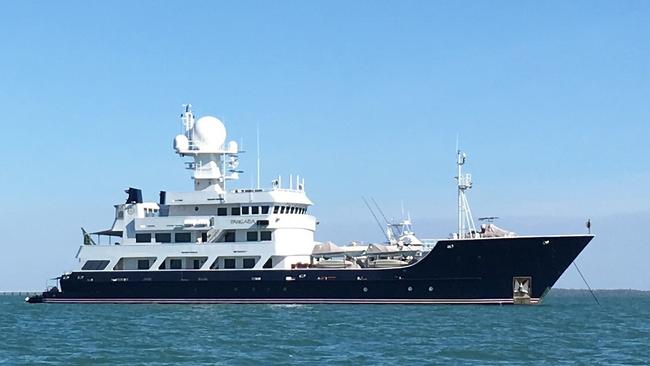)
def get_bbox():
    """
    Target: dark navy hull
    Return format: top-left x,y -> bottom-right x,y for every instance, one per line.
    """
36,235 -> 592,305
